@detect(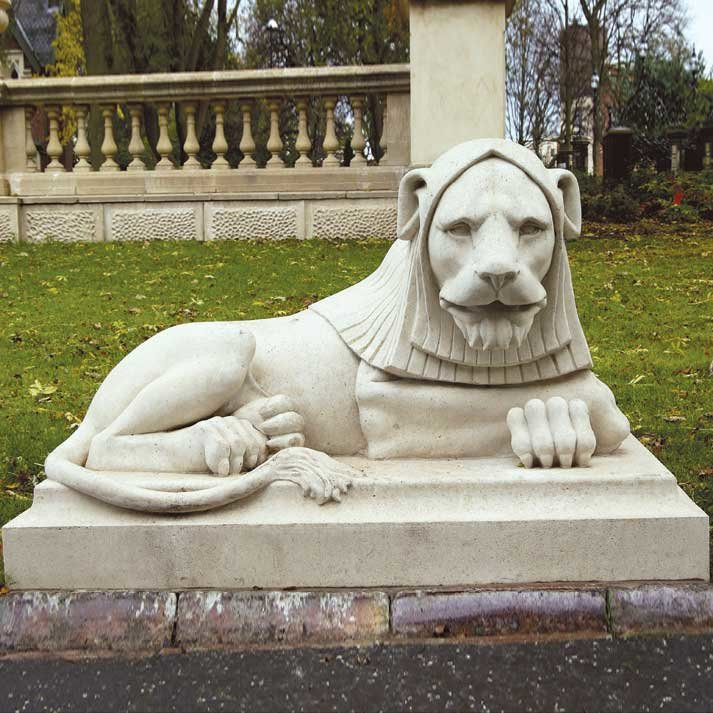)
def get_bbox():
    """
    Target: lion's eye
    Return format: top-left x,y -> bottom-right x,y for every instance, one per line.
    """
447,222 -> 471,238
519,222 -> 543,237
